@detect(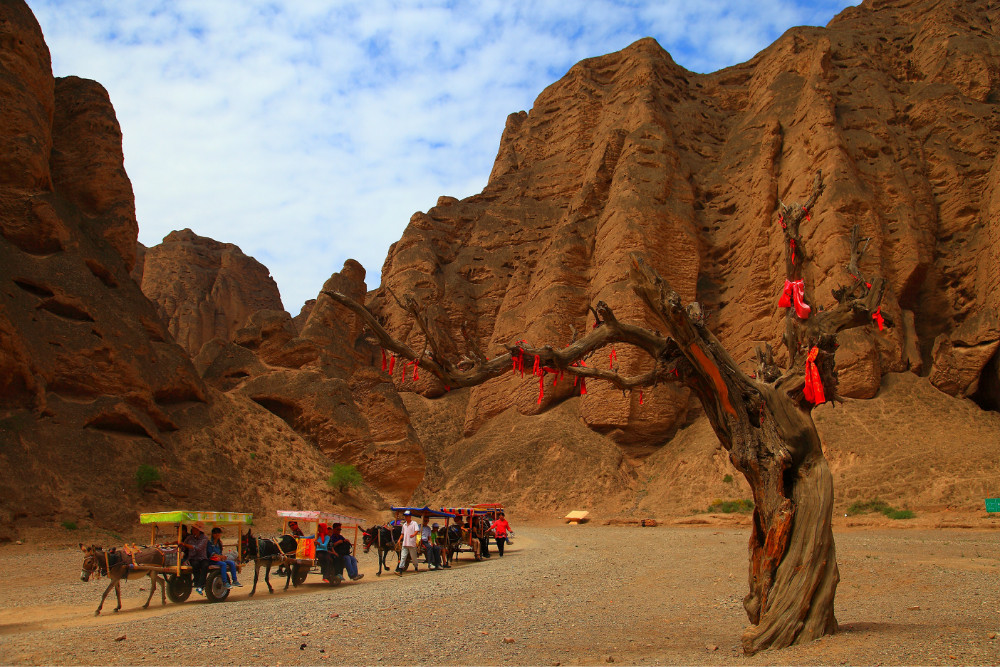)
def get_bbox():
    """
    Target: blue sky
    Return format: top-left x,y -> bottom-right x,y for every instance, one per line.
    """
30,0 -> 860,313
